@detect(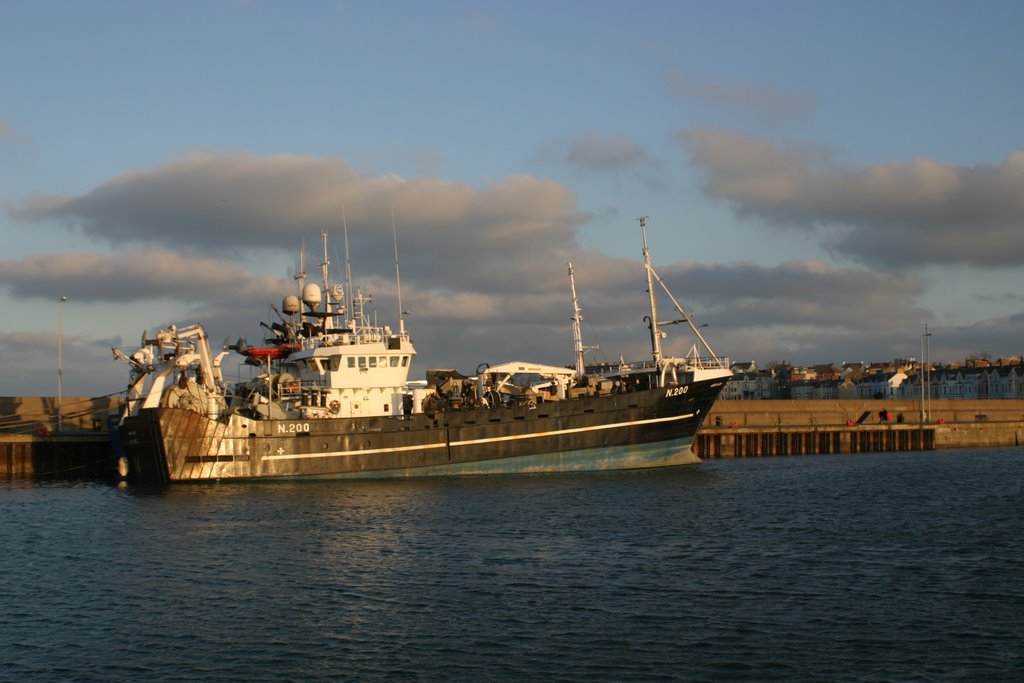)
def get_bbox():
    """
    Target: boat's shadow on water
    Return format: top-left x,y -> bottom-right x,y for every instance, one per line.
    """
117,458 -> 720,497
